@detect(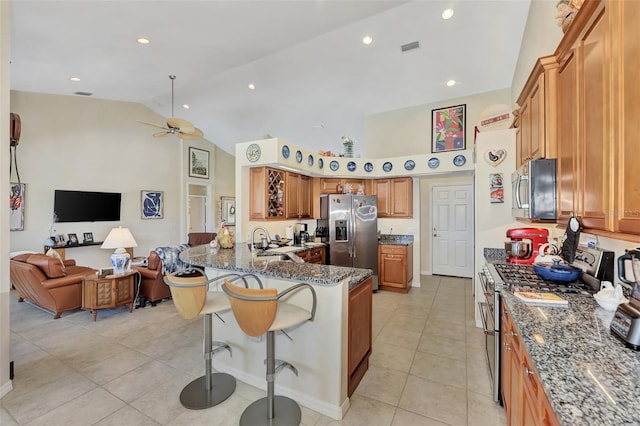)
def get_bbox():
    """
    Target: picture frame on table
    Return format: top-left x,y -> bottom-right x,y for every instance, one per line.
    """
83,232 -> 94,243
189,147 -> 209,179
68,233 -> 78,244
431,104 -> 466,153
141,190 -> 164,219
